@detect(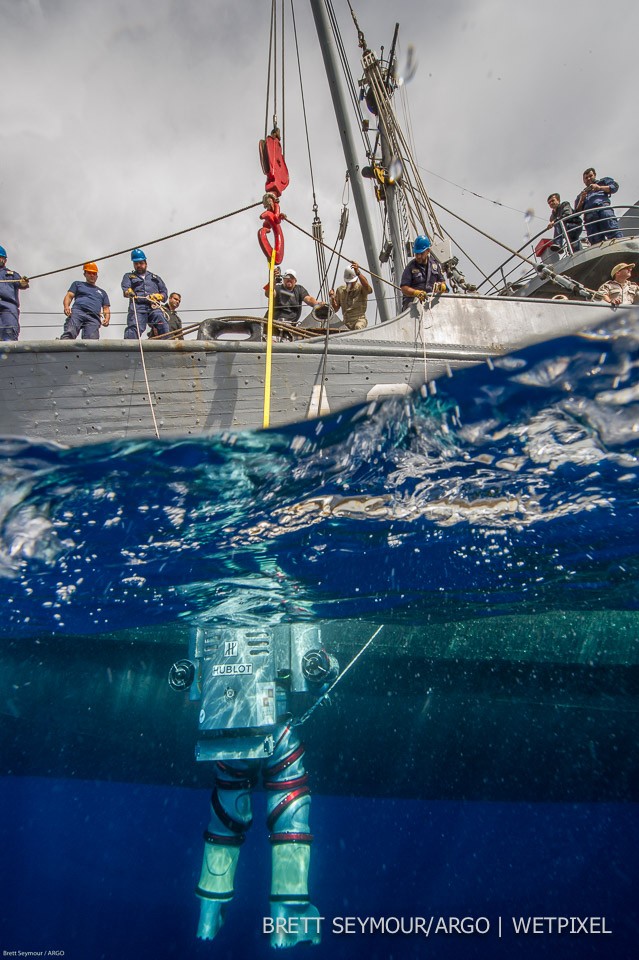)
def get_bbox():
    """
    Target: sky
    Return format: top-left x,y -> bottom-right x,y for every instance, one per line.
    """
2,0 -> 638,340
